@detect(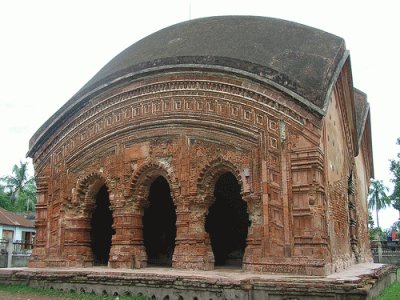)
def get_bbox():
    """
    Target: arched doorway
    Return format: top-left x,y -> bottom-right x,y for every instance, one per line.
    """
90,184 -> 114,266
143,176 -> 177,266
205,172 -> 249,267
